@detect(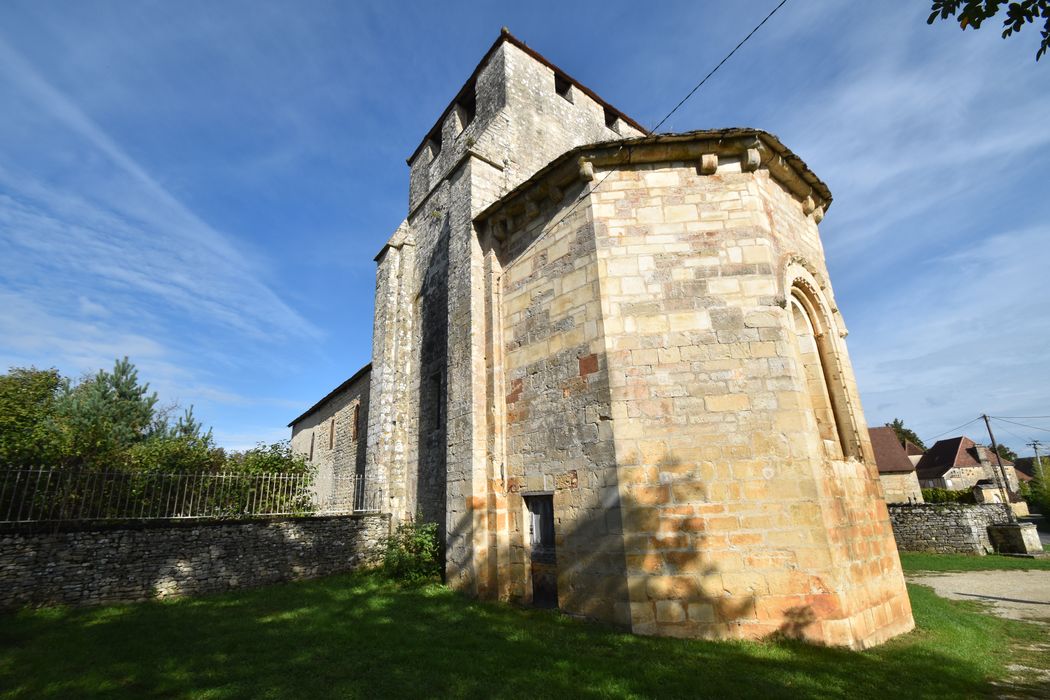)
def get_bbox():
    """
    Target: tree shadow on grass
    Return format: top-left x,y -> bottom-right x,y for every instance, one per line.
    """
2,576 -> 1047,699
